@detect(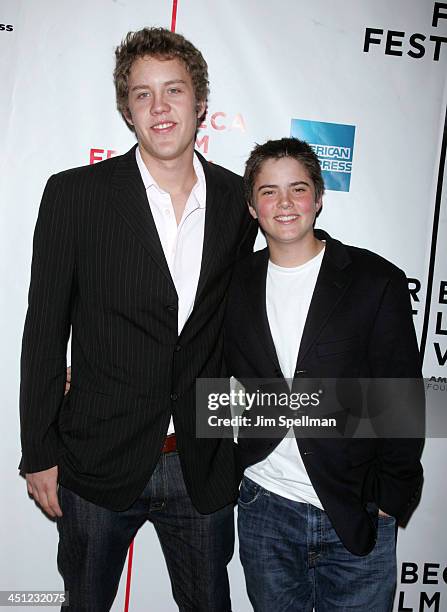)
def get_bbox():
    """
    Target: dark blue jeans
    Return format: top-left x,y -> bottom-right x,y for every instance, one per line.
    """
57,452 -> 234,611
238,476 -> 396,612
